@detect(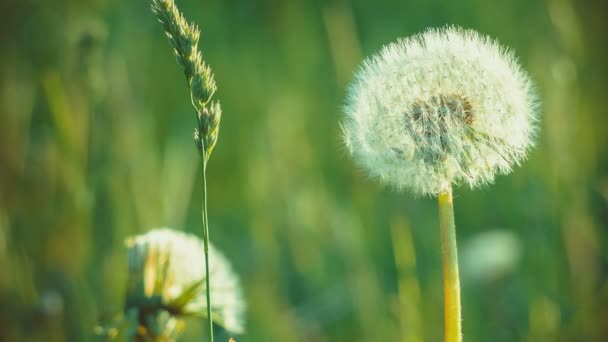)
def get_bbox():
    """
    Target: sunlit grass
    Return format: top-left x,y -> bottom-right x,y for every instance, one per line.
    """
0,0 -> 606,341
